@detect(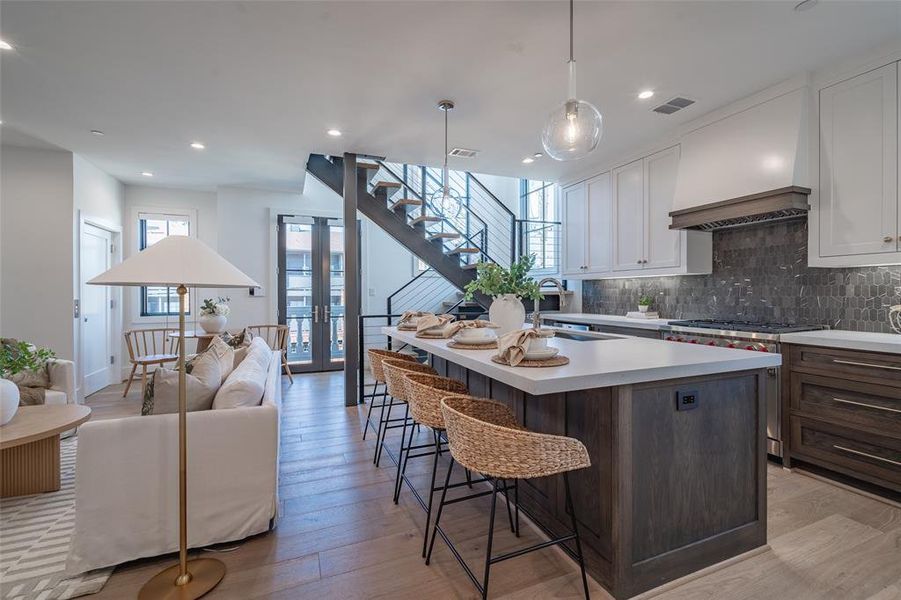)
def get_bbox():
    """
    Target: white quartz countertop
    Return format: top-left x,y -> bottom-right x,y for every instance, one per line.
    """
781,330 -> 901,355
540,313 -> 675,331
383,326 -> 780,395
